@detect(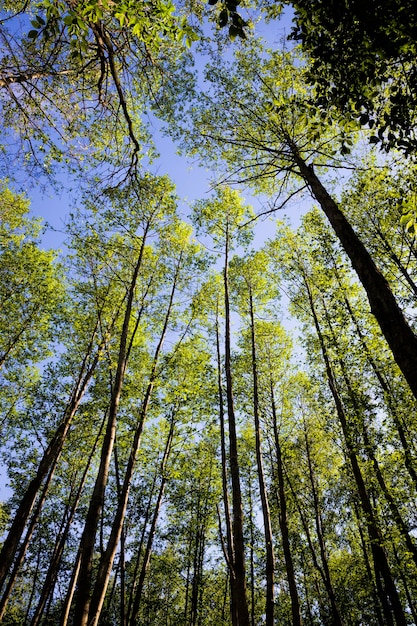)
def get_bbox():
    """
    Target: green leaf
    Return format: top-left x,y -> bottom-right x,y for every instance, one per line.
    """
229,24 -> 239,40
219,9 -> 228,28
406,220 -> 415,234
